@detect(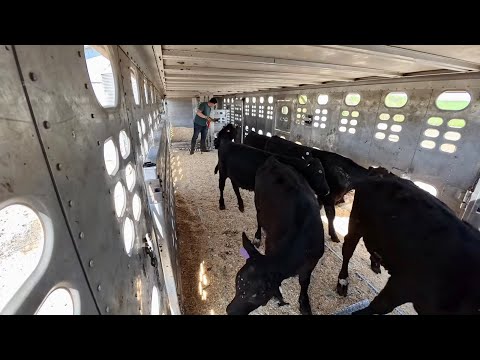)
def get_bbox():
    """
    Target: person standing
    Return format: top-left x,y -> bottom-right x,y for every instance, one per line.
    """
190,98 -> 218,154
